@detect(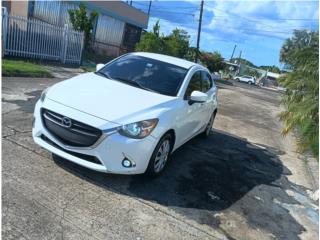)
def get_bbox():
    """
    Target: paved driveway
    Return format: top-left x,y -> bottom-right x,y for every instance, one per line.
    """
2,77 -> 318,240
